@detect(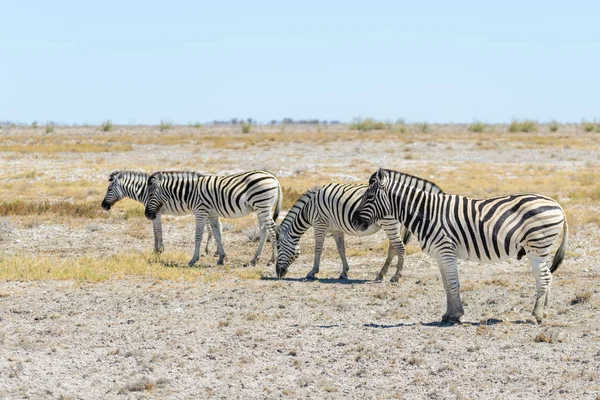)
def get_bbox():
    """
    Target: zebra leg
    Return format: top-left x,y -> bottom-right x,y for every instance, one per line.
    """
380,221 -> 405,282
528,254 -> 552,323
189,213 -> 208,267
306,224 -> 328,280
249,220 -> 267,266
375,243 -> 395,282
152,215 -> 164,253
250,210 -> 278,266
208,217 -> 226,265
437,255 -> 464,323
332,232 -> 350,280
204,222 -> 216,256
